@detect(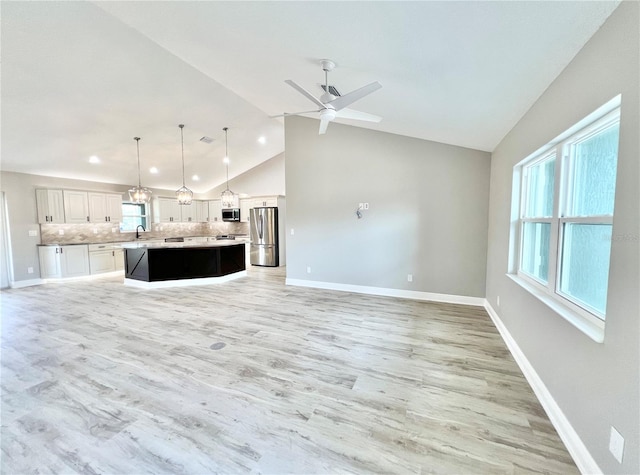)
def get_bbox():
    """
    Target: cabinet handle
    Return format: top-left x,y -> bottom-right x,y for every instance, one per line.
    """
45,216 -> 49,222
60,247 -> 63,254
112,251 -> 114,256
87,216 -> 90,222
108,216 -> 111,222
55,247 -> 59,254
